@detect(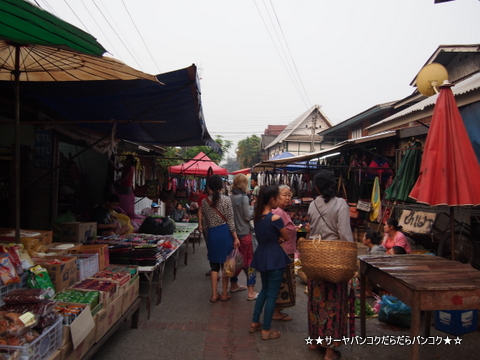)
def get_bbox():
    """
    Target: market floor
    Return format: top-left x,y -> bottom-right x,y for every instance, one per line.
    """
90,239 -> 480,360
